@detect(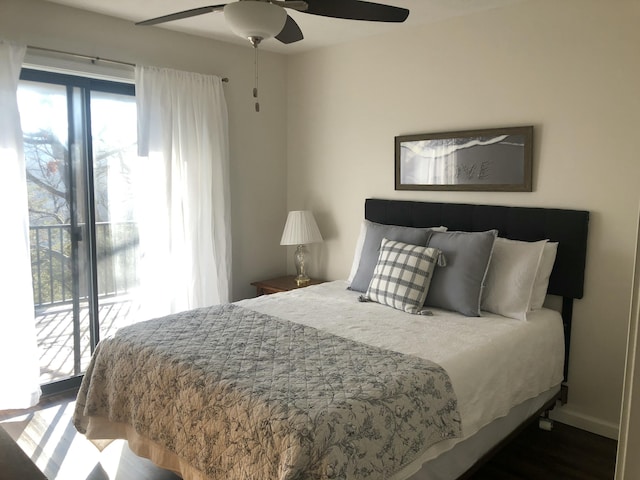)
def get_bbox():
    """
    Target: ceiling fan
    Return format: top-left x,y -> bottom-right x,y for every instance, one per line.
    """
137,0 -> 409,111
136,0 -> 410,45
